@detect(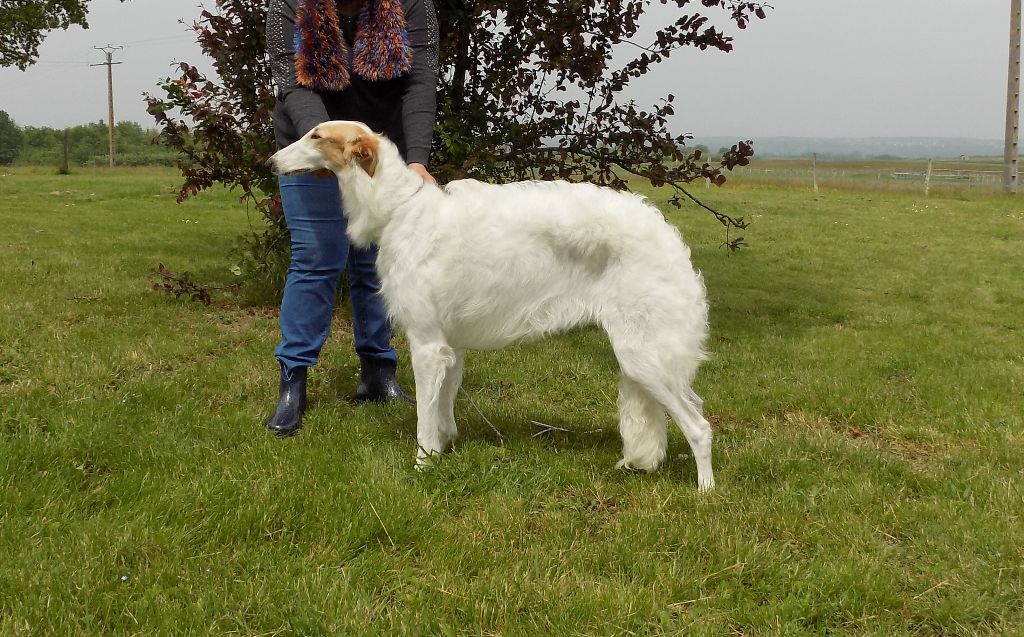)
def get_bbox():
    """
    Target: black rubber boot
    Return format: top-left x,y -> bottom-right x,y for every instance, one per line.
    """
354,358 -> 413,404
265,365 -> 307,436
